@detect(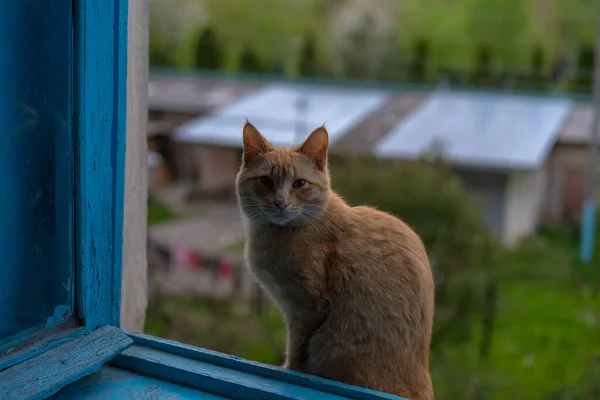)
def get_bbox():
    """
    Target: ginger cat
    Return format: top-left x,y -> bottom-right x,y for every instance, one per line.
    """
236,121 -> 435,400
